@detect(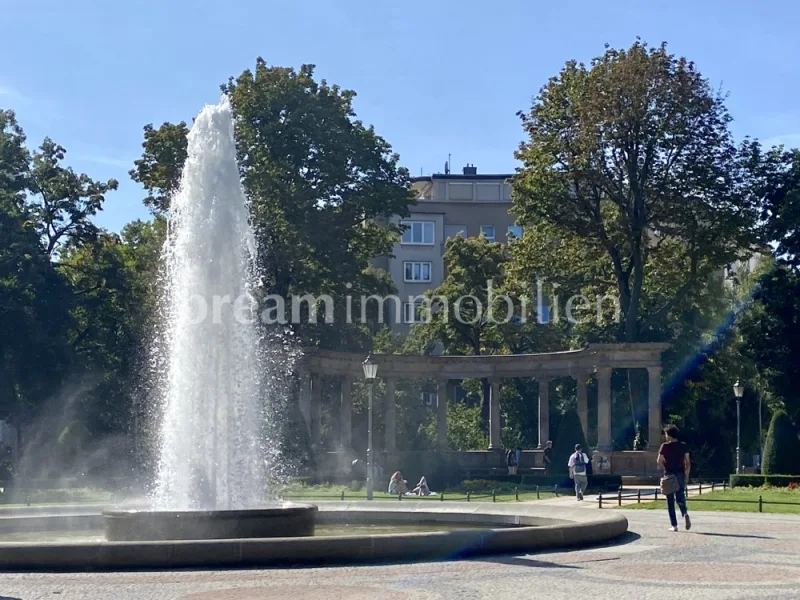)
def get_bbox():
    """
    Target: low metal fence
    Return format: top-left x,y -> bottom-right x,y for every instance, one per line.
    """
596,480 -> 800,512
281,486 -> 544,503
596,480 -> 728,508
